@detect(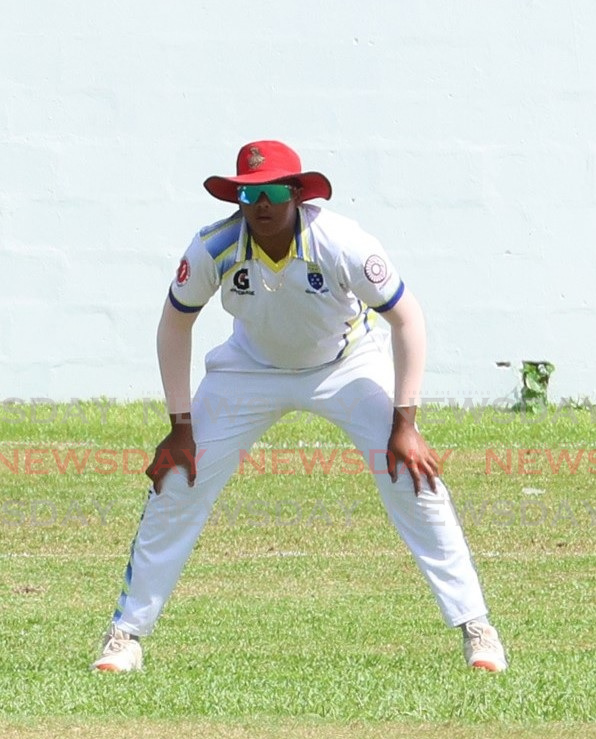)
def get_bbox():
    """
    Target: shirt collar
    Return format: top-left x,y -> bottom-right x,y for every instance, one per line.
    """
236,207 -> 312,263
